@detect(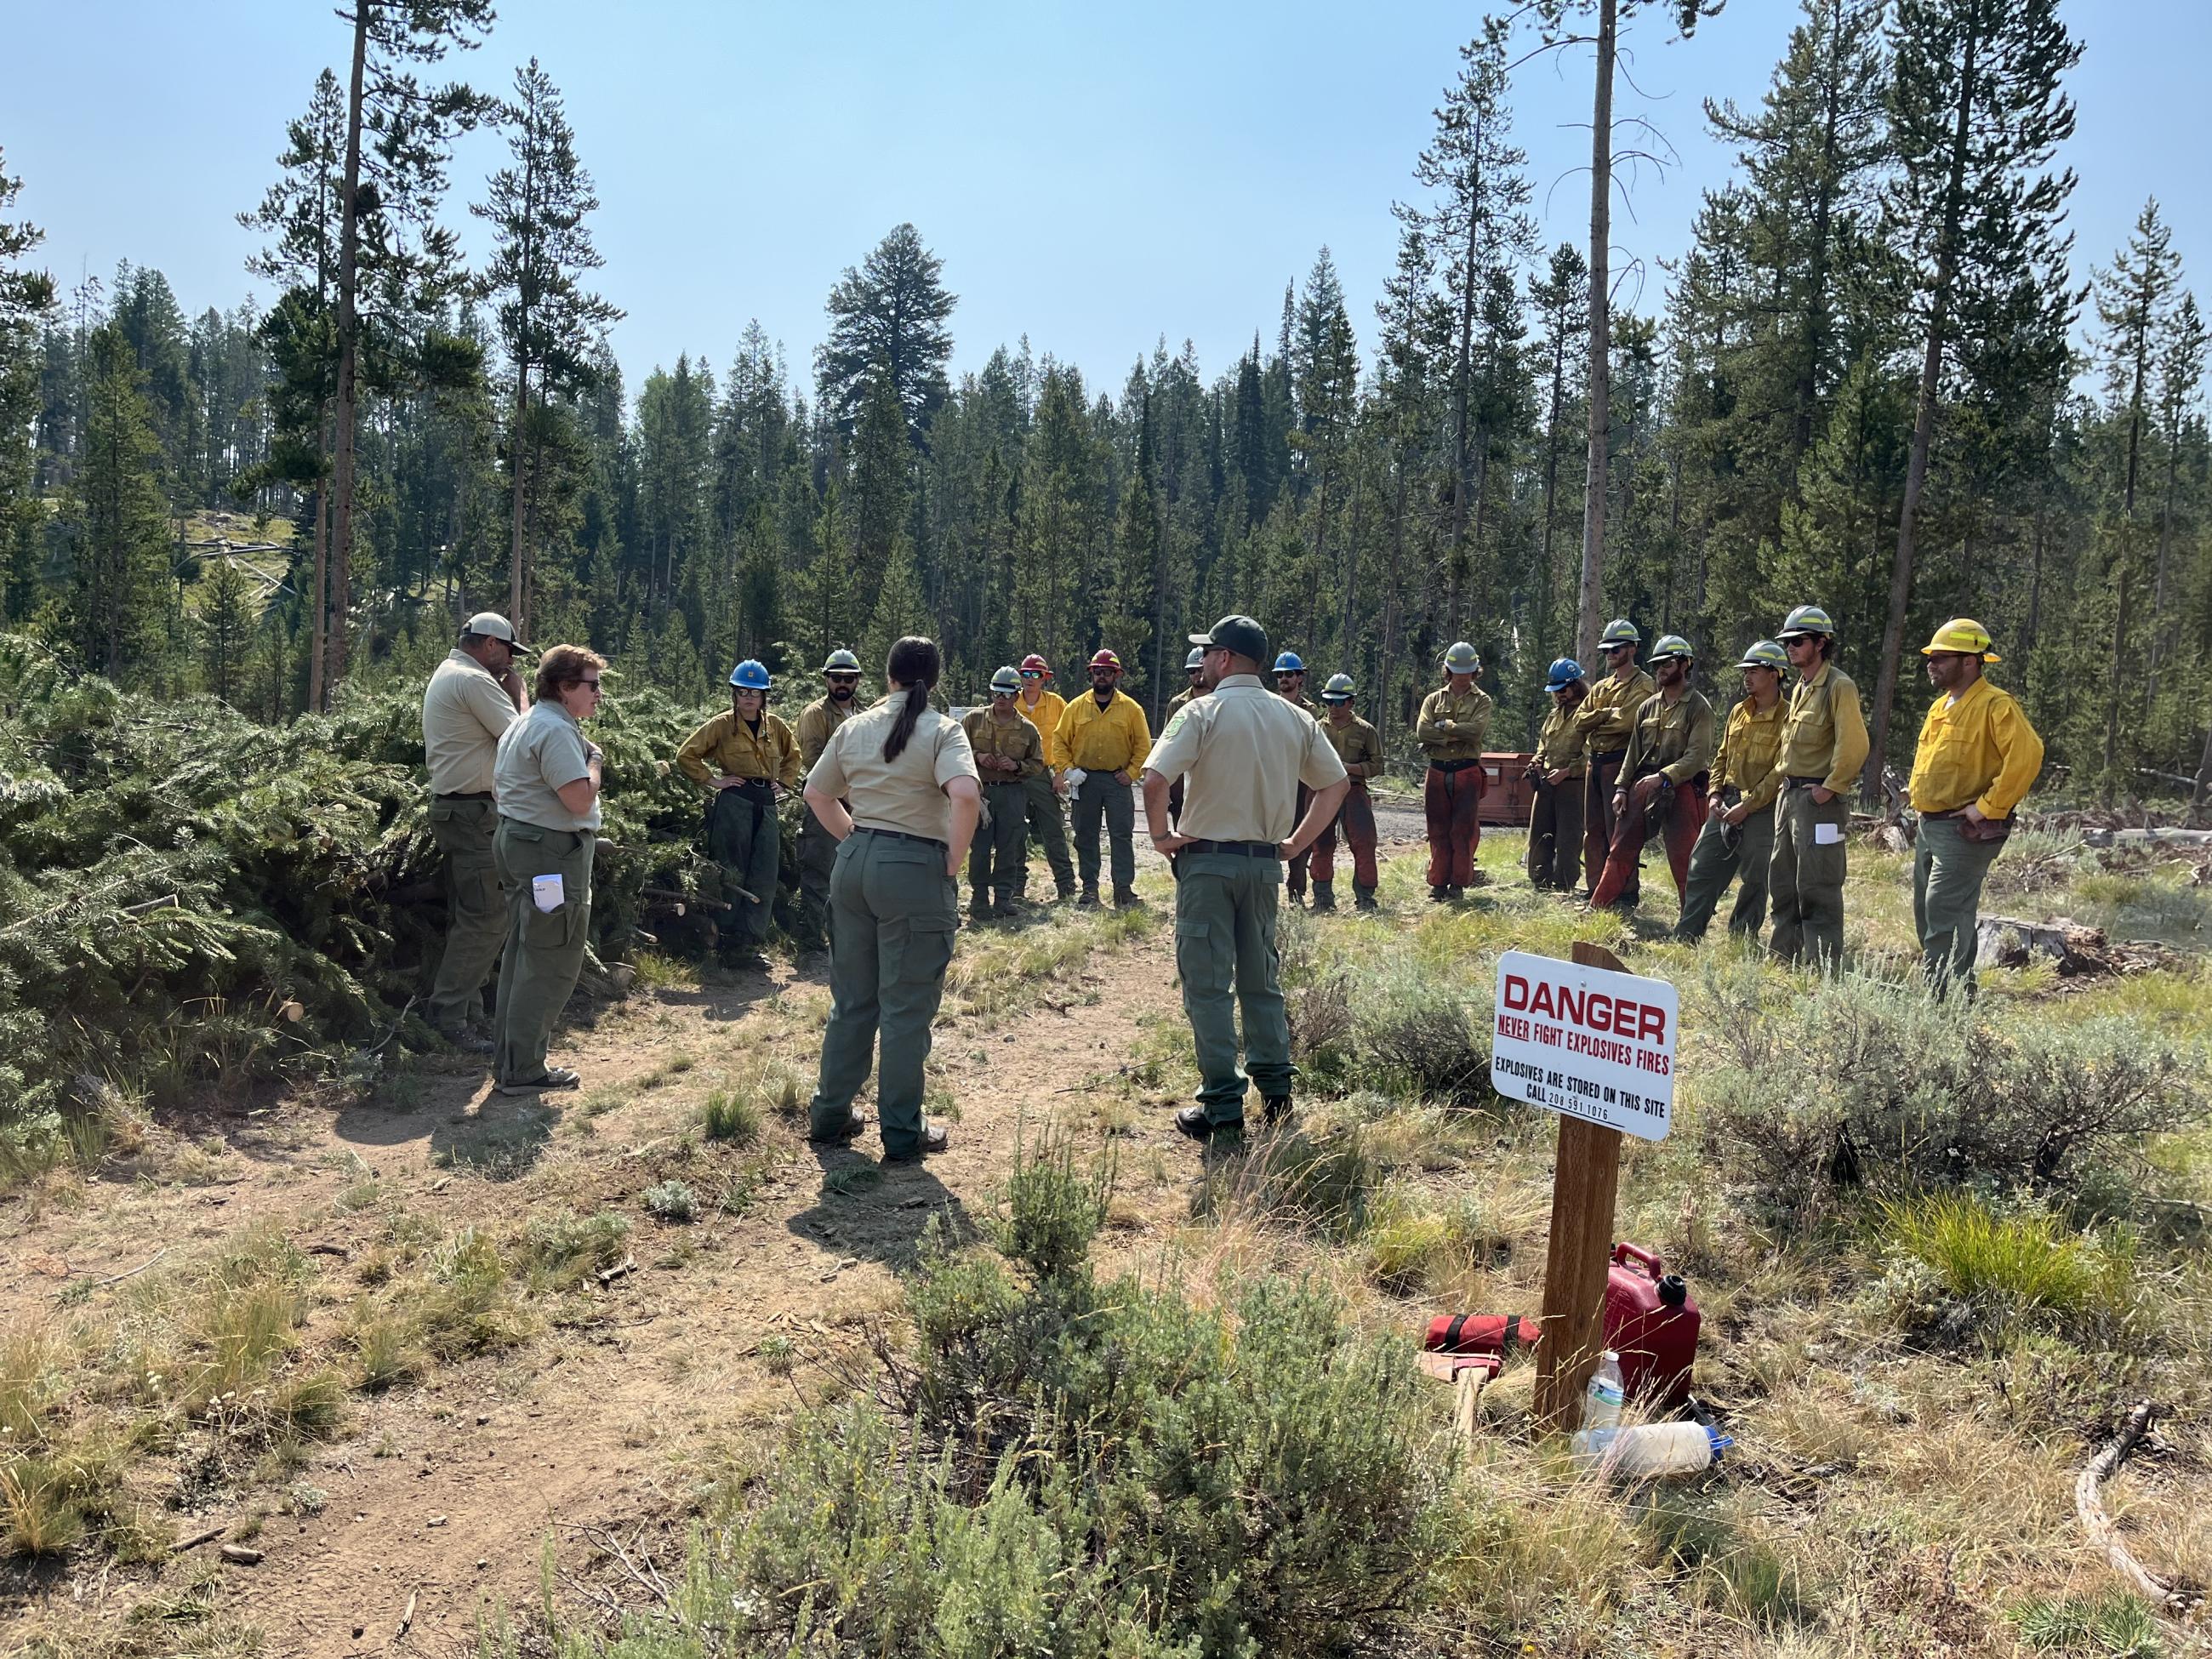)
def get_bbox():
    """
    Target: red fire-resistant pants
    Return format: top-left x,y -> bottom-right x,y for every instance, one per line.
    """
1423,762 -> 1485,888
1310,782 -> 1378,890
1590,772 -> 1708,910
